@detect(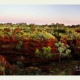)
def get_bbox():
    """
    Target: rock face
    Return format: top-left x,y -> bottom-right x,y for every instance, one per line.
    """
0,55 -> 12,70
1,38 -> 80,66
0,38 -> 59,64
67,39 -> 80,60
1,38 -> 79,65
